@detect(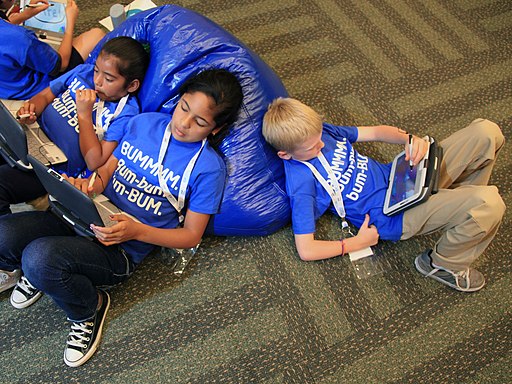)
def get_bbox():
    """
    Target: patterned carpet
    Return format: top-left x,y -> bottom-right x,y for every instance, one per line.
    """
1,1 -> 511,382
